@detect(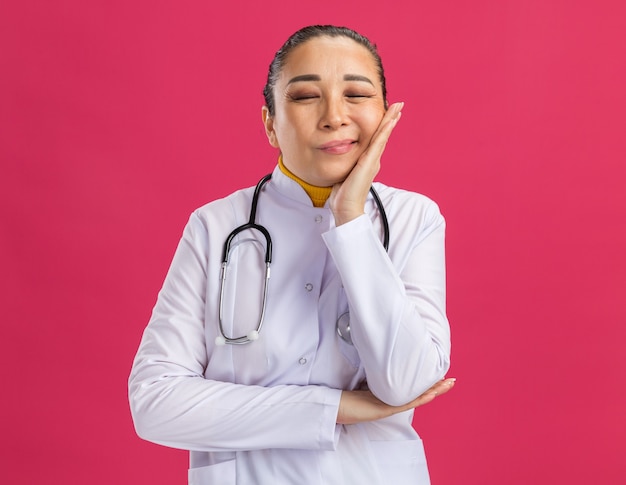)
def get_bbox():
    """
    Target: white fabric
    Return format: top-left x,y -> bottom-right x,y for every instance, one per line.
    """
129,165 -> 451,484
